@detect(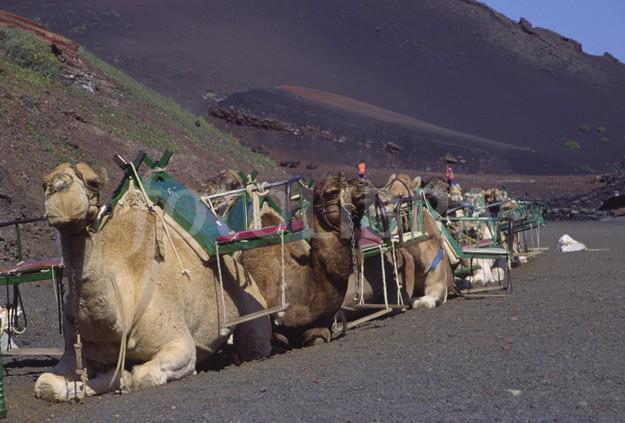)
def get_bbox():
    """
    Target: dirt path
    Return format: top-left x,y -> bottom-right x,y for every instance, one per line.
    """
4,220 -> 625,421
